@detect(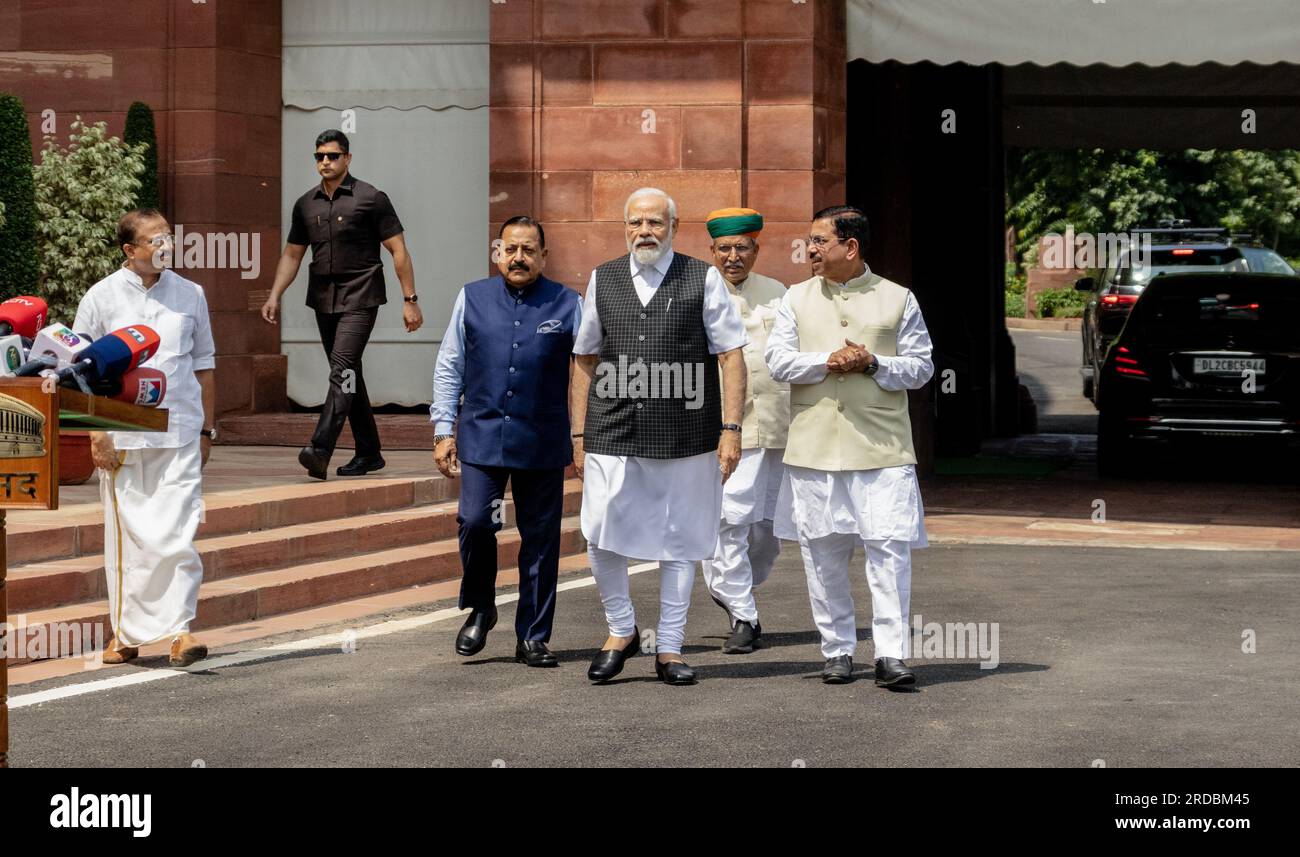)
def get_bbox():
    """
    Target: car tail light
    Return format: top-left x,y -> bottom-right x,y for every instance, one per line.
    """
1171,248 -> 1195,256
1112,345 -> 1148,377
1101,294 -> 1138,309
